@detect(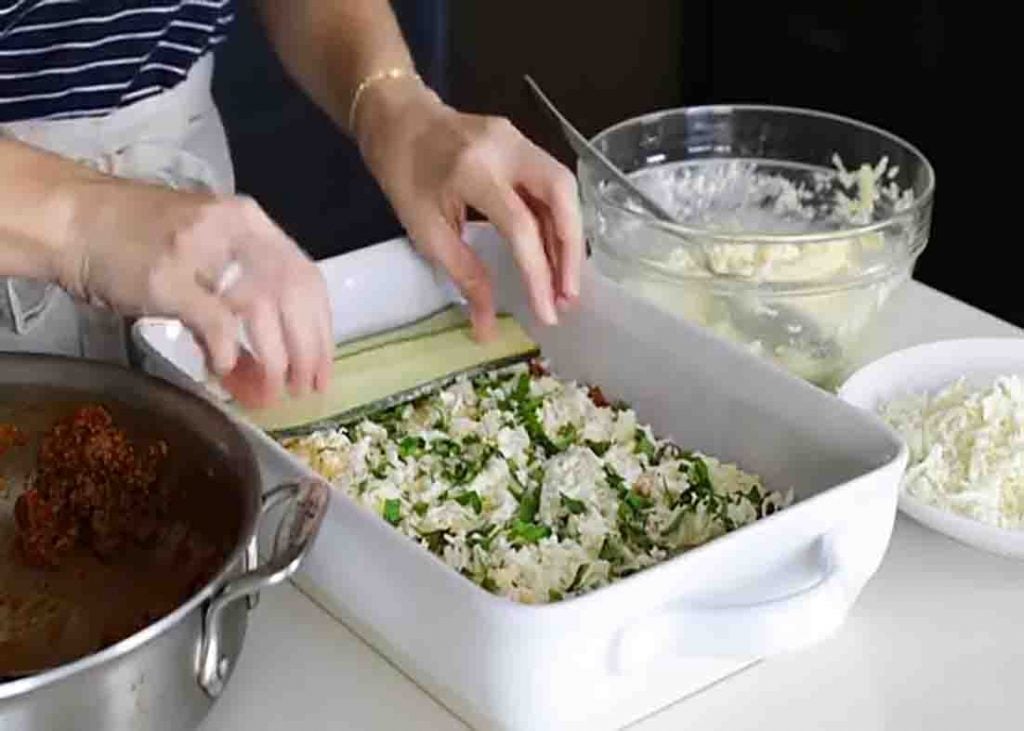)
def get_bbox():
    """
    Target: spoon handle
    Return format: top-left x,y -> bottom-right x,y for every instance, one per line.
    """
523,74 -> 677,224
